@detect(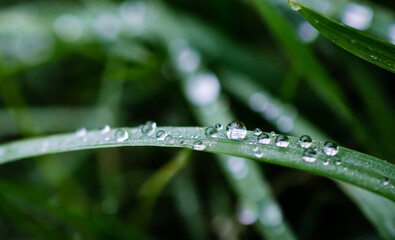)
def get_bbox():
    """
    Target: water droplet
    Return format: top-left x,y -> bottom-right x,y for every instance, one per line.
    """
302,149 -> 317,162
334,157 -> 342,165
205,126 -> 218,138
254,128 -> 262,135
165,135 -> 175,144
275,135 -> 289,148
350,39 -> 356,44
257,133 -> 271,144
215,123 -> 223,130
270,131 -> 276,136
323,158 -> 330,166
99,125 -> 111,134
115,129 -> 129,142
156,130 -> 167,140
381,177 -> 389,186
314,19 -> 319,24
322,141 -> 339,156
141,121 -> 157,136
193,140 -> 206,151
75,127 -> 87,137
288,0 -> 301,11
226,121 -> 247,140
254,150 -> 263,158
370,55 -> 378,60
299,135 -> 312,148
